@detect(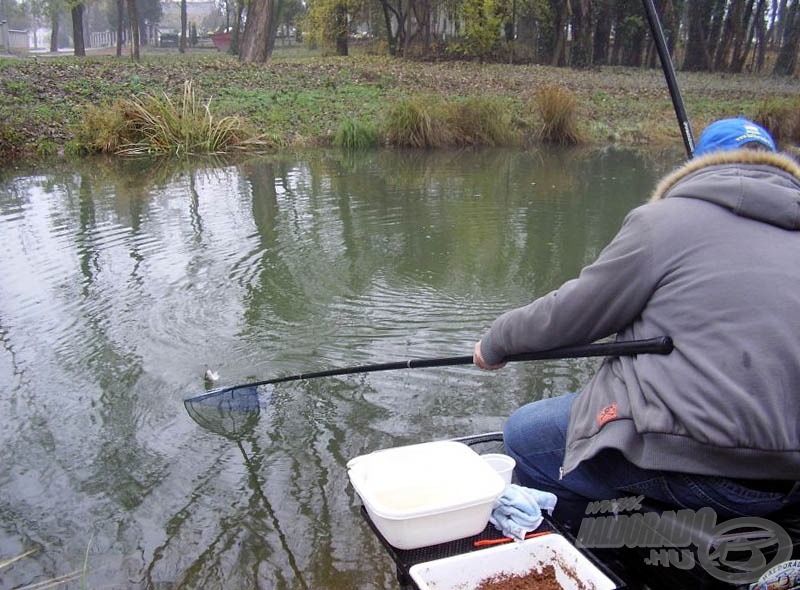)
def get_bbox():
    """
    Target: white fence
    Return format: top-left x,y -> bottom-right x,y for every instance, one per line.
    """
91,30 -> 117,47
9,29 -> 28,50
